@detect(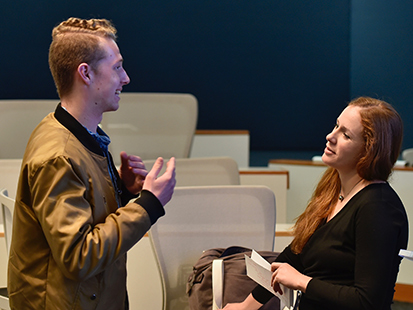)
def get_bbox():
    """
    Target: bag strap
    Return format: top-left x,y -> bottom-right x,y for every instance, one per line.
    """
212,259 -> 224,310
